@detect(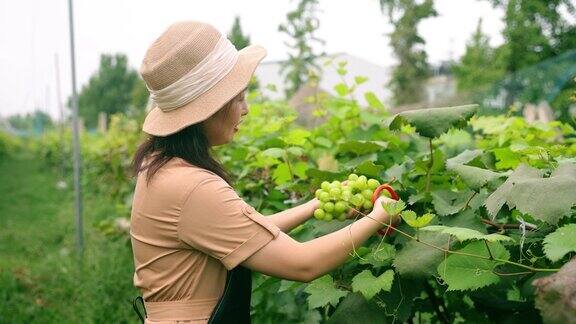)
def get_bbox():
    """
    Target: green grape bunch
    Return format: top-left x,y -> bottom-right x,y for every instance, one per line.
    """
313,174 -> 388,221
